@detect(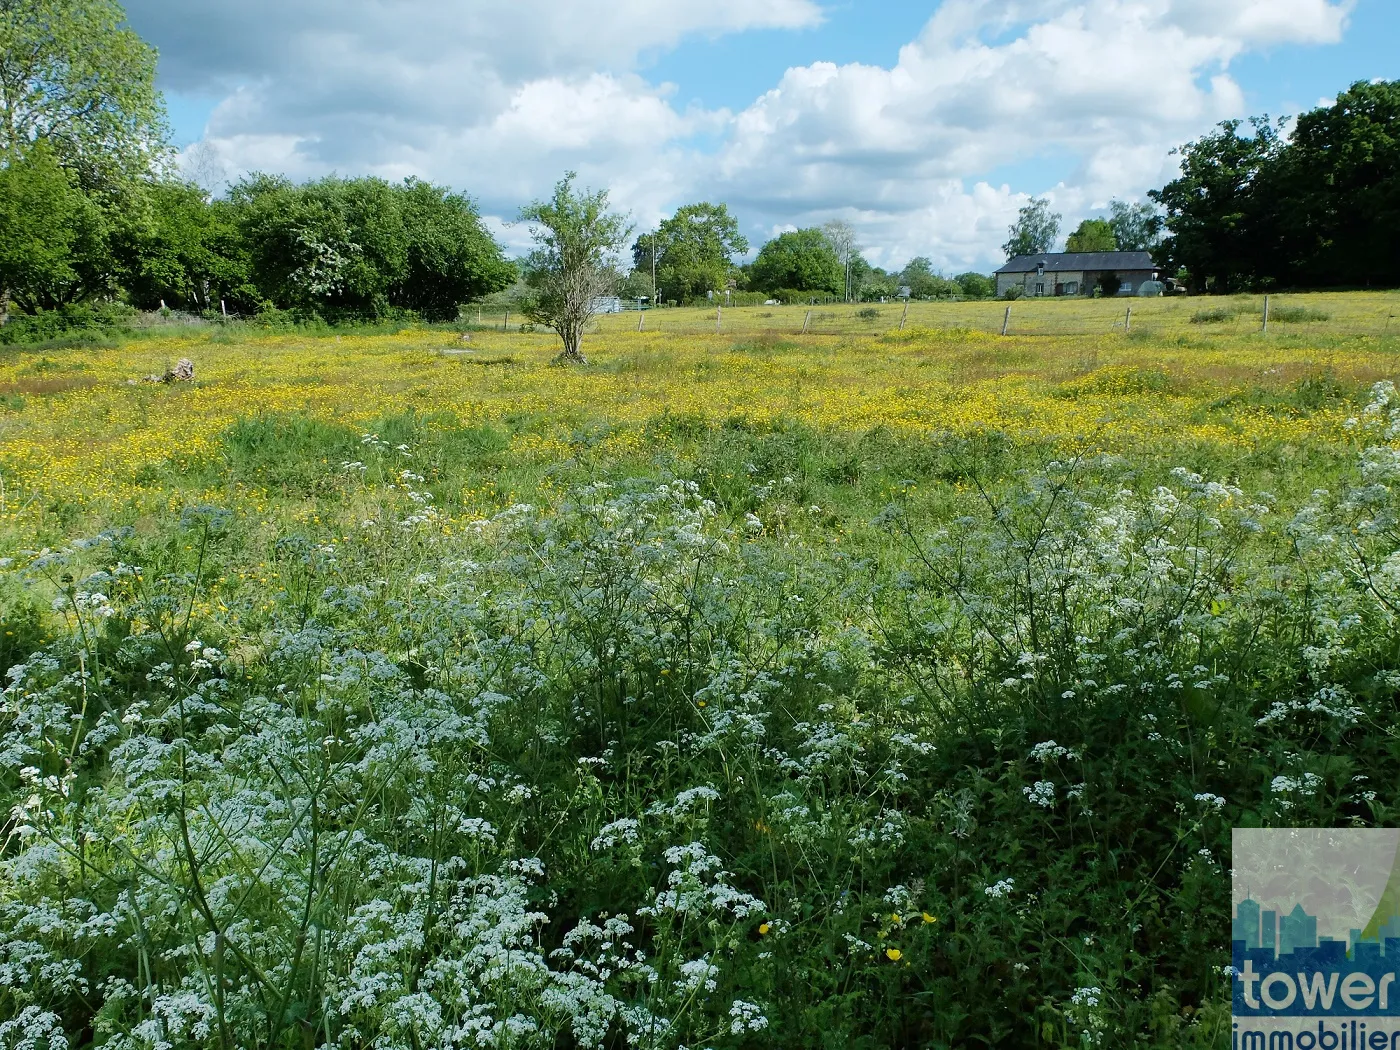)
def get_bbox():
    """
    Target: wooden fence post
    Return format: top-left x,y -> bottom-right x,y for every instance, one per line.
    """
801,310 -> 811,335
1262,295 -> 1270,334
900,301 -> 909,330
1001,306 -> 1011,336
220,299 -> 227,317
1125,305 -> 1132,333
637,309 -> 644,332
716,306 -> 722,333
503,310 -> 509,332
